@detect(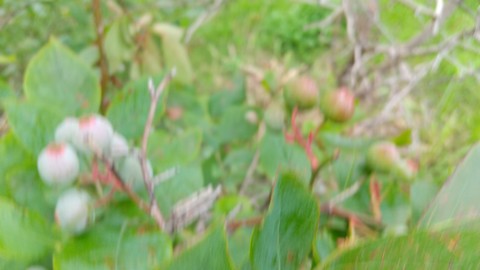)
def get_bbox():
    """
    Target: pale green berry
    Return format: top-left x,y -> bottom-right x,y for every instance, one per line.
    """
54,117 -> 80,144
115,151 -> 153,189
264,102 -> 285,131
37,143 -> 79,186
55,189 -> 91,234
367,142 -> 402,173
108,132 -> 130,159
